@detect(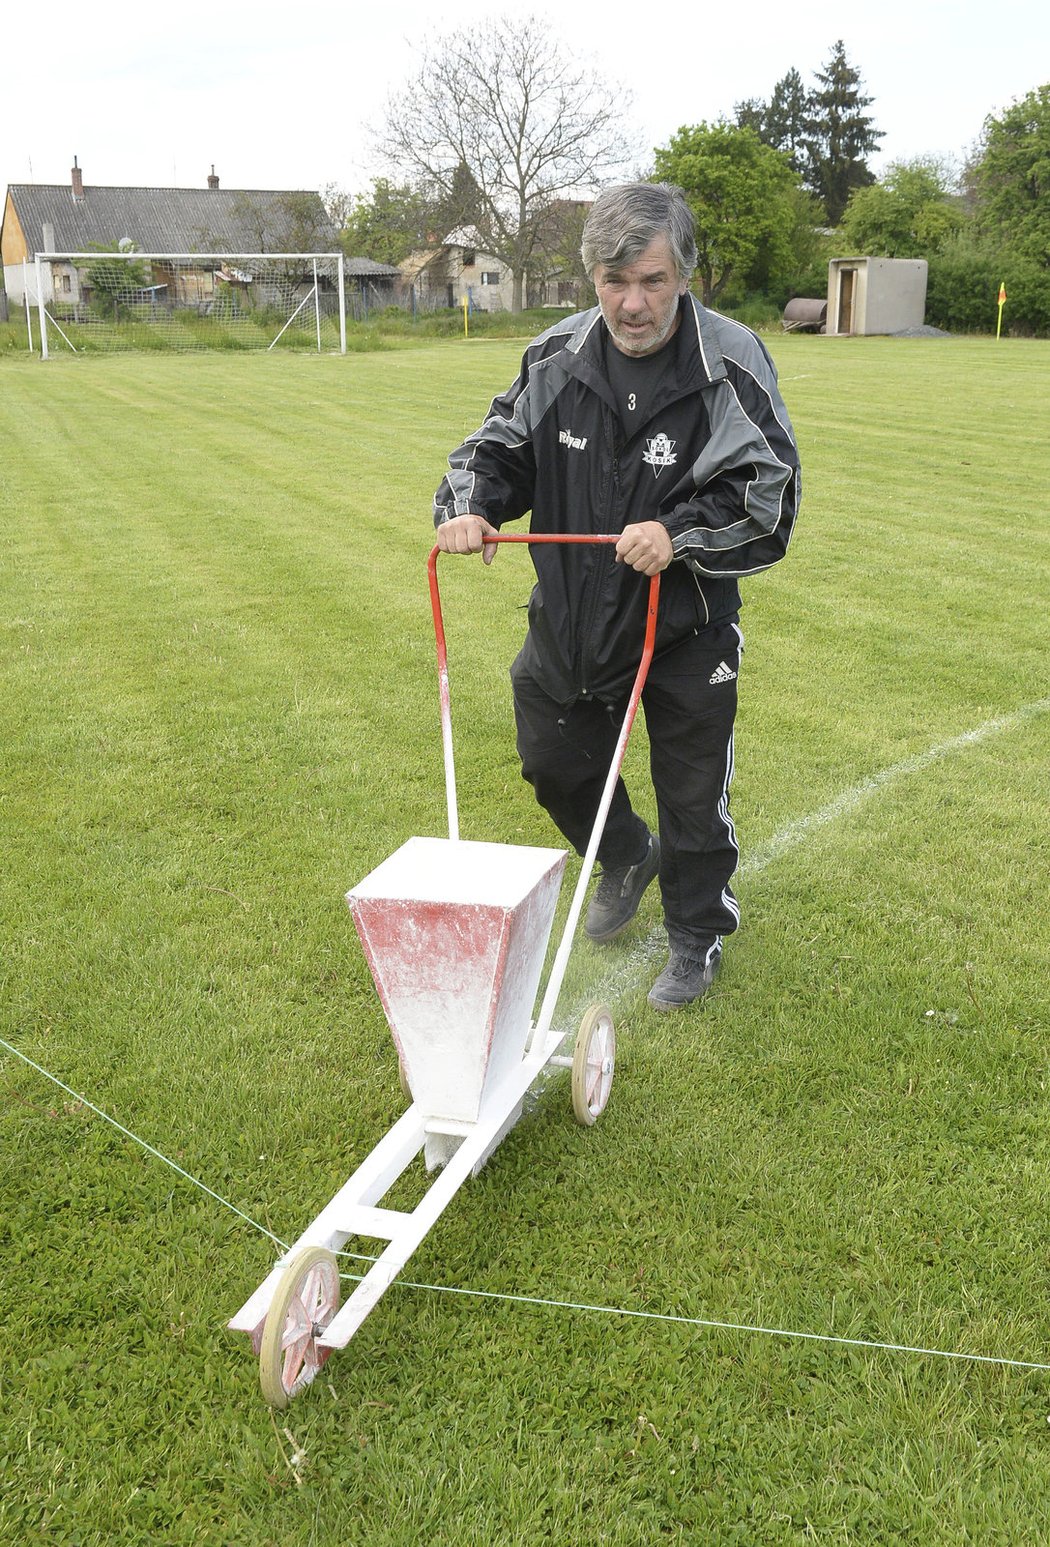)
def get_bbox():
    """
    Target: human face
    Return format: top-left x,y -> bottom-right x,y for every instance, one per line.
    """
593,234 -> 688,357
